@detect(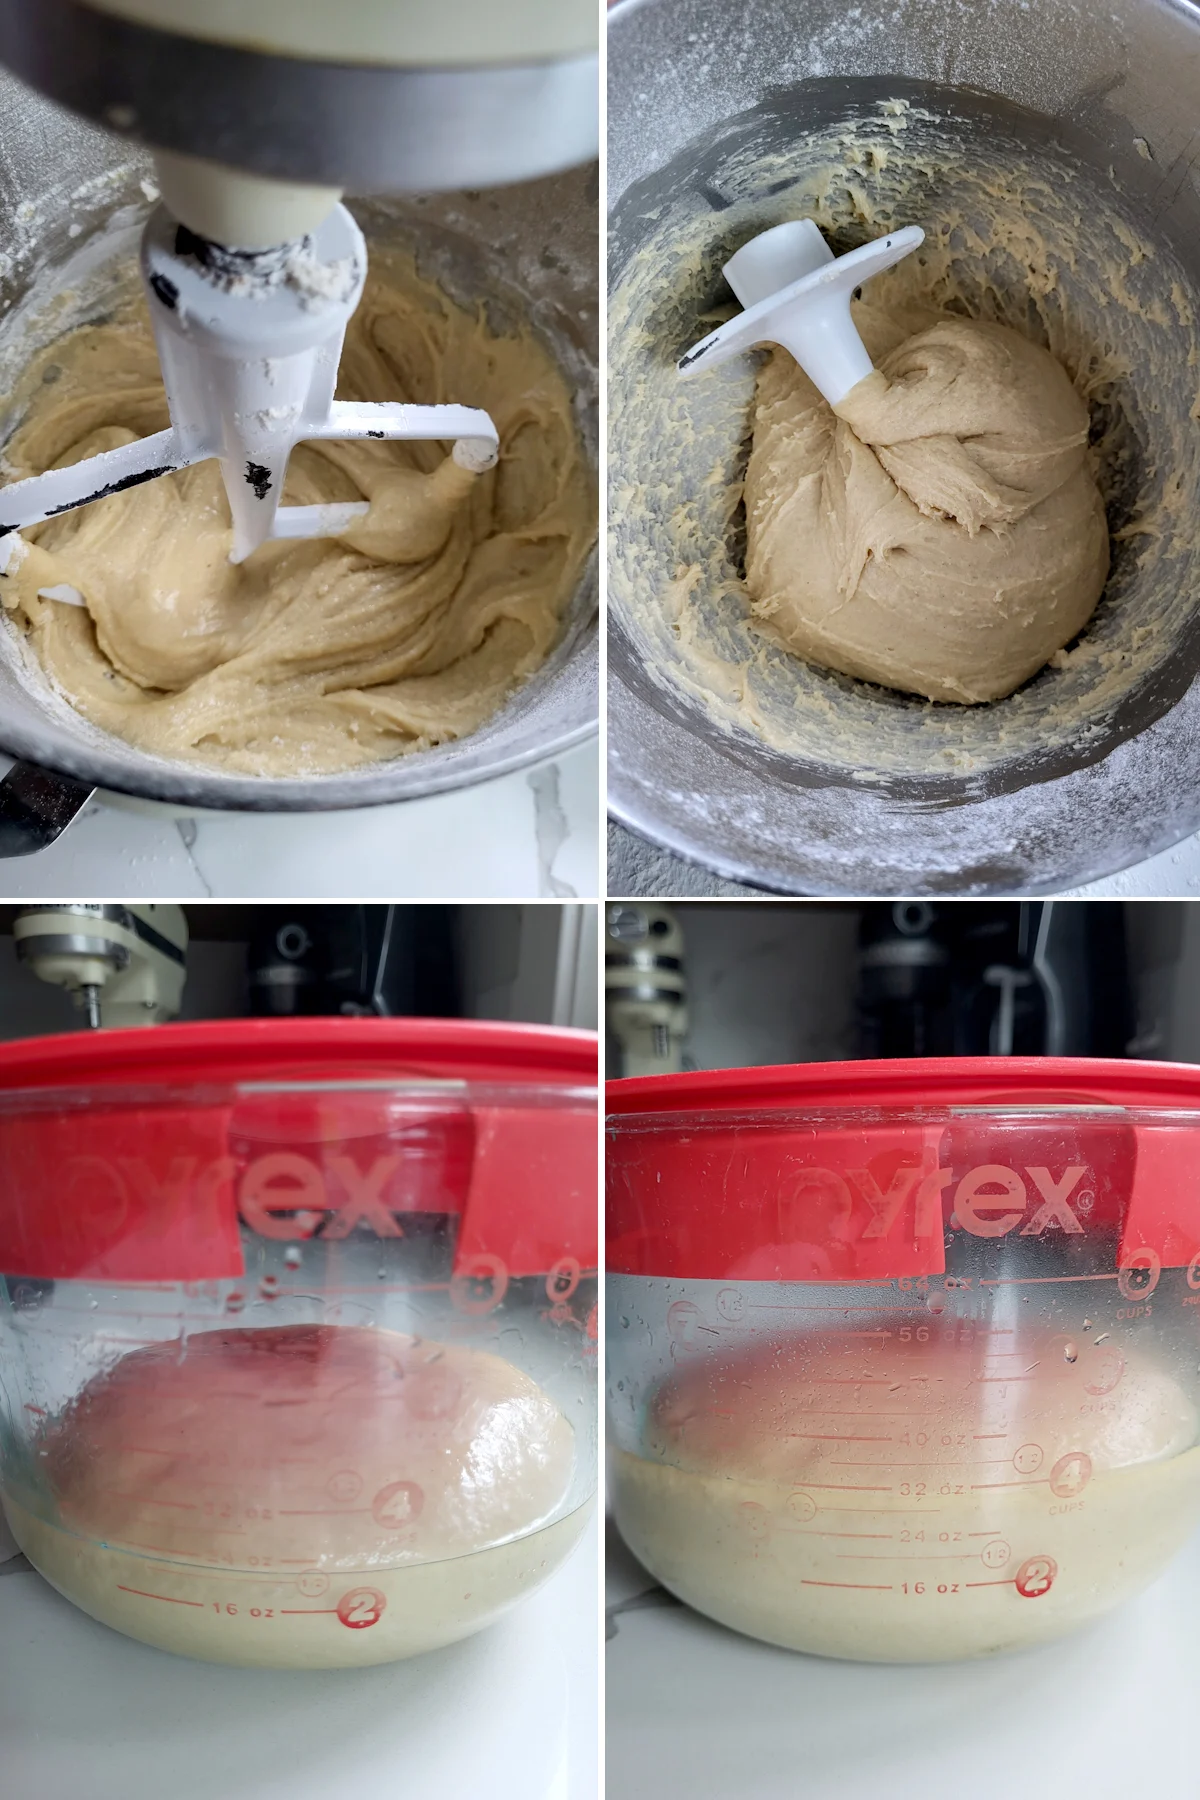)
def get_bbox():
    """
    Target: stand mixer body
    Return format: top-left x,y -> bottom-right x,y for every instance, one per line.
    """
0,0 -> 597,556
0,0 -> 599,204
